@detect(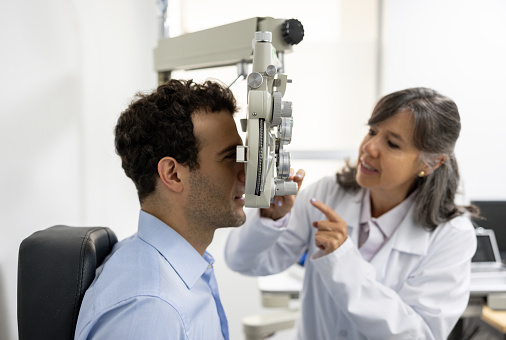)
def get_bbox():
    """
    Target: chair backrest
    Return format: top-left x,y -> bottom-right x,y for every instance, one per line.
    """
17,225 -> 118,340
